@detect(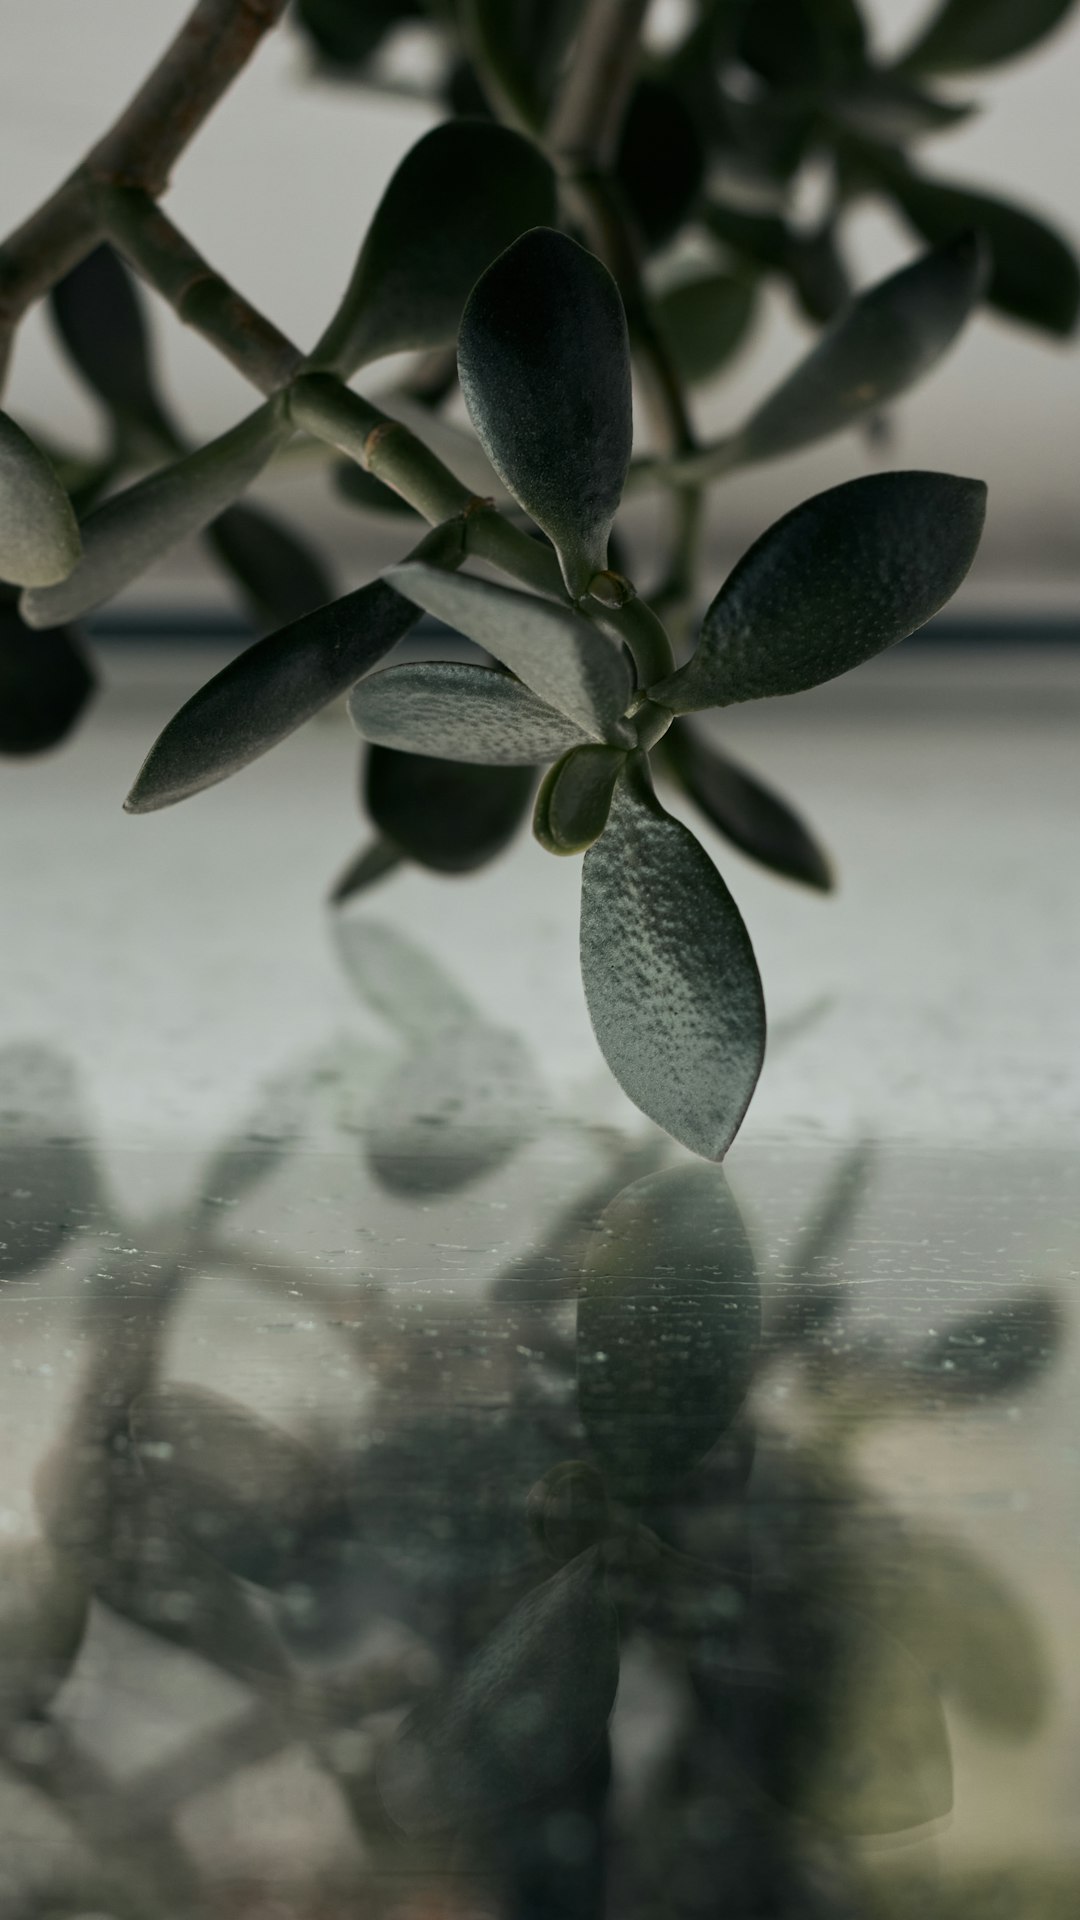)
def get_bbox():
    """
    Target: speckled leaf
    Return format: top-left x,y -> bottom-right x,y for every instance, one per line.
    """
651,472 -> 987,712
662,720 -> 833,891
377,1549 -> 618,1833
533,744 -> 625,854
312,121 -> 556,374
366,742 -> 534,872
900,0 -> 1078,74
207,501 -> 333,629
350,660 -> 592,764
656,271 -> 758,387
386,563 -> 635,743
579,755 -> 765,1160
458,229 -> 632,596
49,243 -> 174,443
21,401 -> 288,628
125,578 -> 419,811
0,591 -> 94,756
577,1164 -> 760,1503
733,235 -> 987,463
0,408 -> 81,588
